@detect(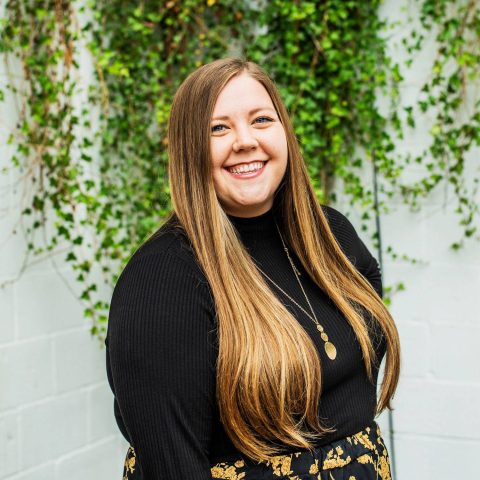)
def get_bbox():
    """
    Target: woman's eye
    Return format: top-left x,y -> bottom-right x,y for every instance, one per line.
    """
255,116 -> 273,124
211,116 -> 273,133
